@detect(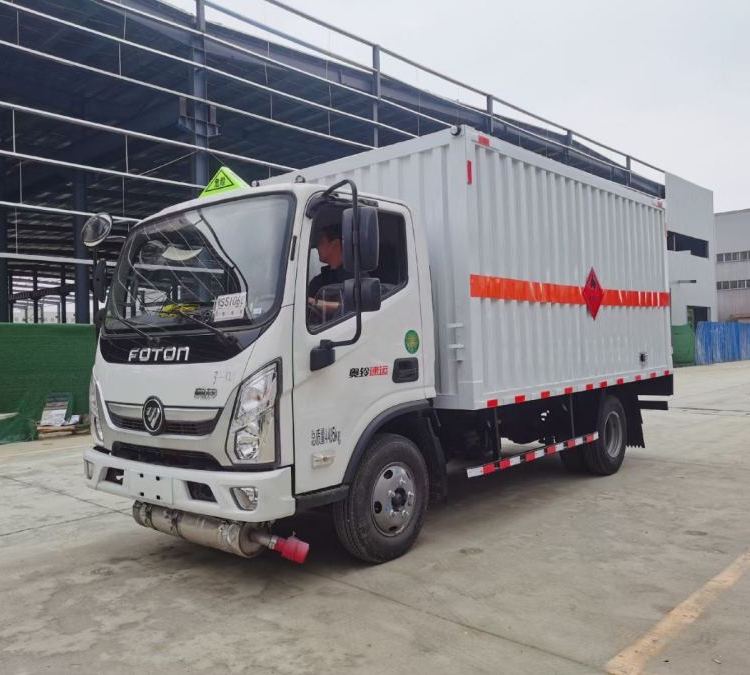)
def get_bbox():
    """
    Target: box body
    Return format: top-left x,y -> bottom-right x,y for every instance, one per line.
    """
275,127 -> 671,409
